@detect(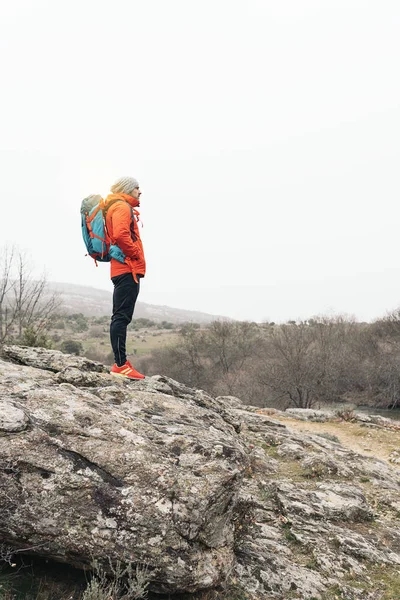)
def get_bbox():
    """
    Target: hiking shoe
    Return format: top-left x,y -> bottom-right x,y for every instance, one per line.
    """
110,361 -> 145,380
